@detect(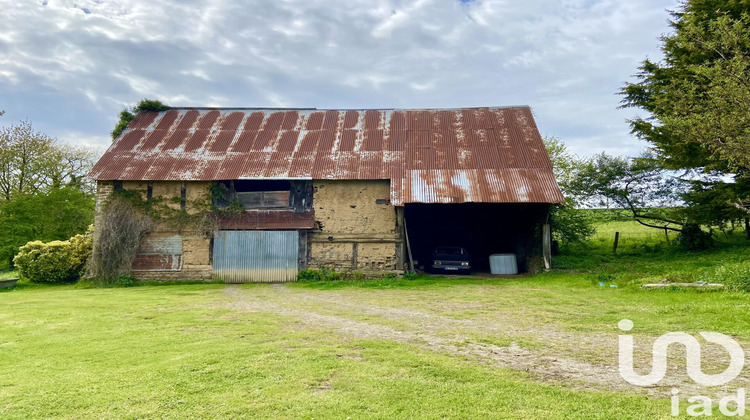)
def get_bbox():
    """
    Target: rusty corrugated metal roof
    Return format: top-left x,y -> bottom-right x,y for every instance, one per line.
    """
90,107 -> 564,204
218,211 -> 316,230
